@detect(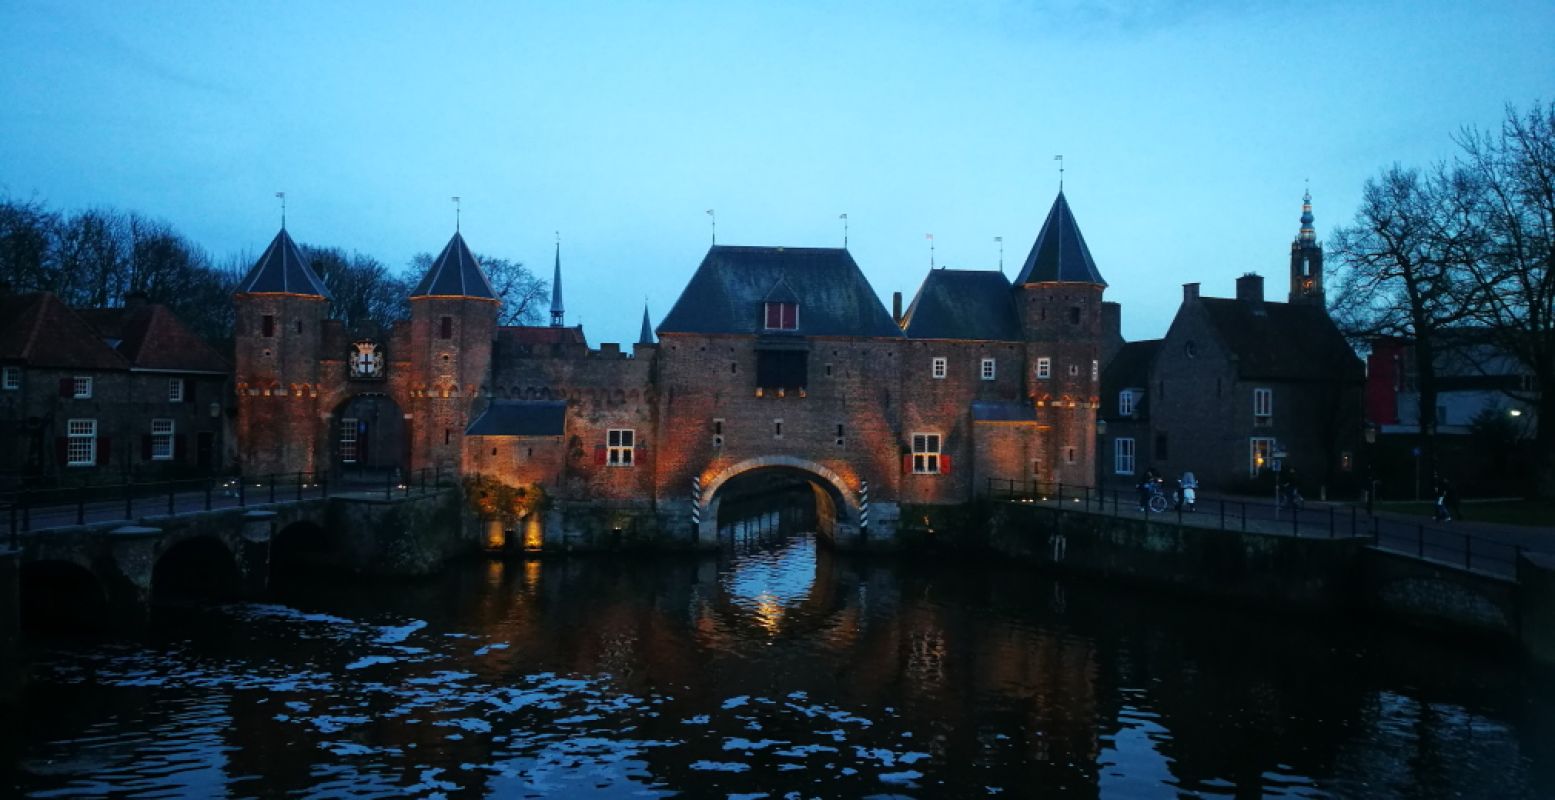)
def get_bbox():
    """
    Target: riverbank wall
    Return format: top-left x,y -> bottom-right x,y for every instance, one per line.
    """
981,501 -> 1553,664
